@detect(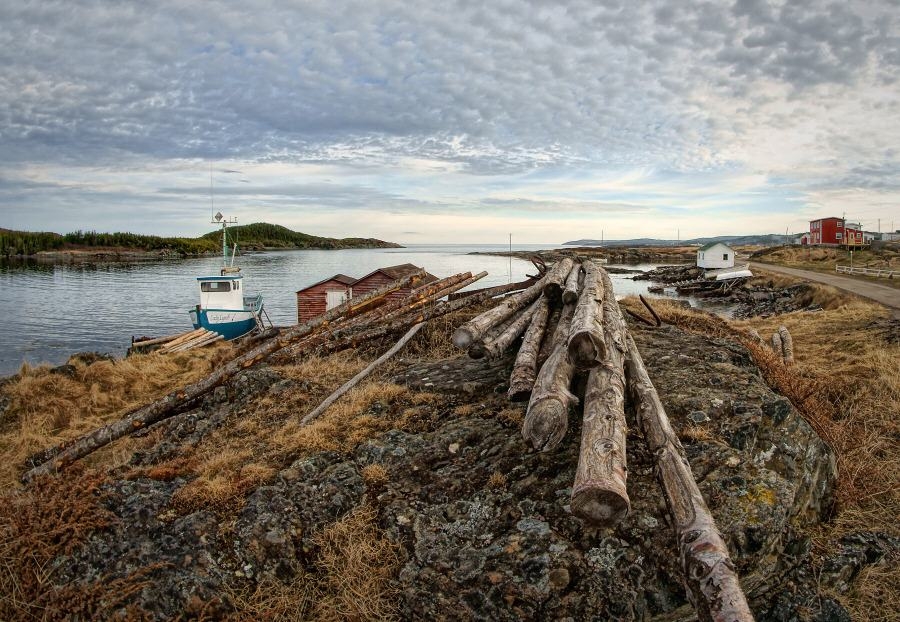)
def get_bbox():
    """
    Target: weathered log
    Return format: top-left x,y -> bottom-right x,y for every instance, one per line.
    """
306,284 -> 507,359
452,258 -> 573,349
21,270 -> 427,482
171,333 -> 225,352
566,260 -> 607,370
778,325 -> 794,365
132,329 -> 195,348
562,263 -> 581,305
447,277 -> 538,301
571,270 -> 630,527
542,257 -> 575,302
507,297 -> 551,402
378,271 -> 487,324
522,302 -> 577,451
276,271 -> 486,362
639,295 -> 662,327
162,330 -> 216,353
301,323 -> 425,424
537,307 -> 561,369
625,334 -> 753,621
157,328 -> 208,351
771,332 -> 783,357
476,297 -> 541,360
